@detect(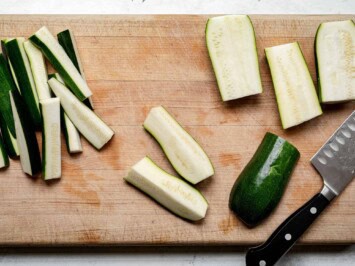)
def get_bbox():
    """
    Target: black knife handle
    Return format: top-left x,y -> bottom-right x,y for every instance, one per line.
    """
246,193 -> 330,266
